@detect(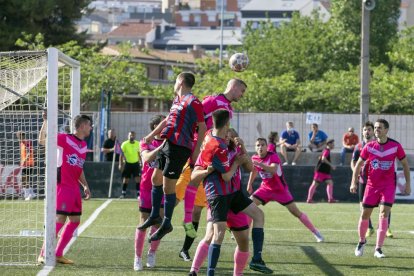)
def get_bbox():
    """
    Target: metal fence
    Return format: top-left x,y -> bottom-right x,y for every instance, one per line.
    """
100,112 -> 414,156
